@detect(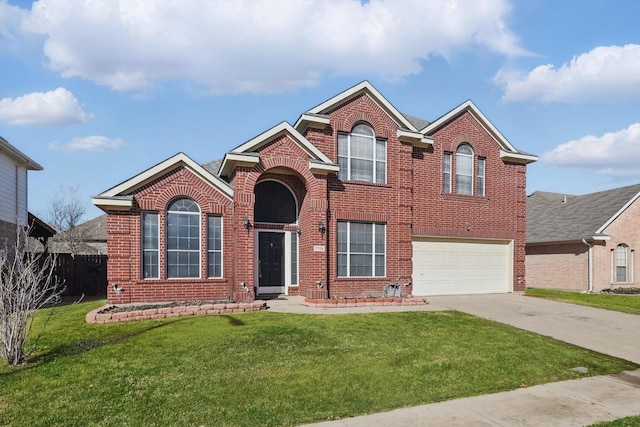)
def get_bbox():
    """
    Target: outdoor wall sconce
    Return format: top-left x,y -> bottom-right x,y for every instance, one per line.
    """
296,226 -> 302,236
243,216 -> 251,230
318,220 -> 326,234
